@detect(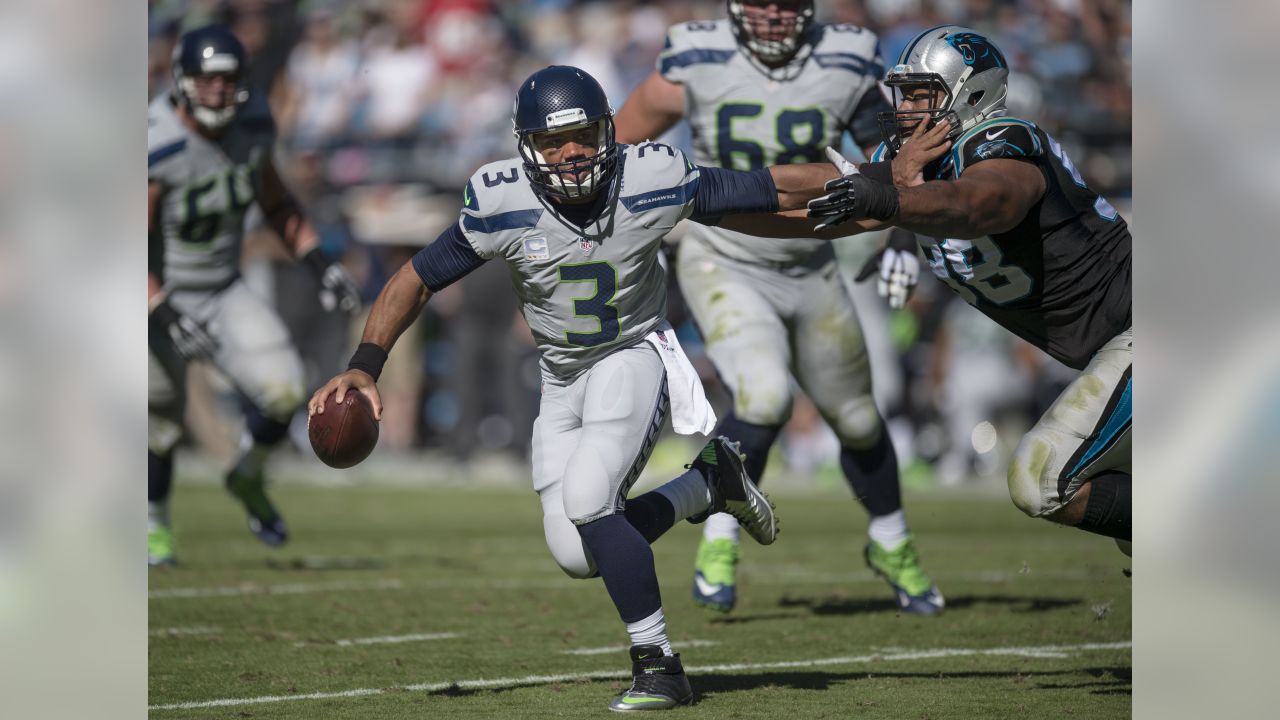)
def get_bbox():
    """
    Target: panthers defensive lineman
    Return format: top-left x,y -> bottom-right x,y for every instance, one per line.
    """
807,26 -> 1132,546
309,65 -> 852,711
148,26 -> 358,565
614,0 -> 943,615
